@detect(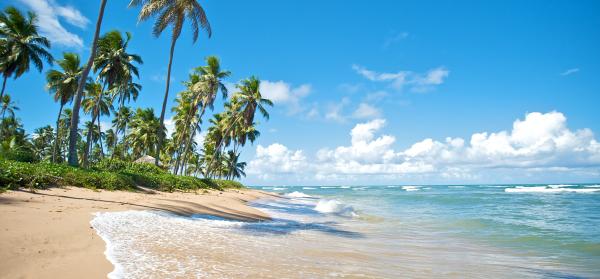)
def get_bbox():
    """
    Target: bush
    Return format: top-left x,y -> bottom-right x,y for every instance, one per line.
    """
0,159 -> 245,192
